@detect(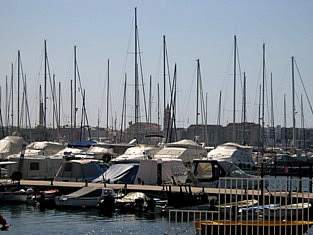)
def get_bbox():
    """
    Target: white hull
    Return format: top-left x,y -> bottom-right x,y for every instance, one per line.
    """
55,196 -> 102,207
